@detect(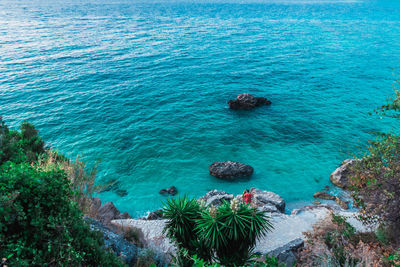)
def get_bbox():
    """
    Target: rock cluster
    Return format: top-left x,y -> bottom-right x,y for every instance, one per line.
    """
198,190 -> 234,207
159,186 -> 178,196
228,93 -> 271,110
209,161 -> 254,180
